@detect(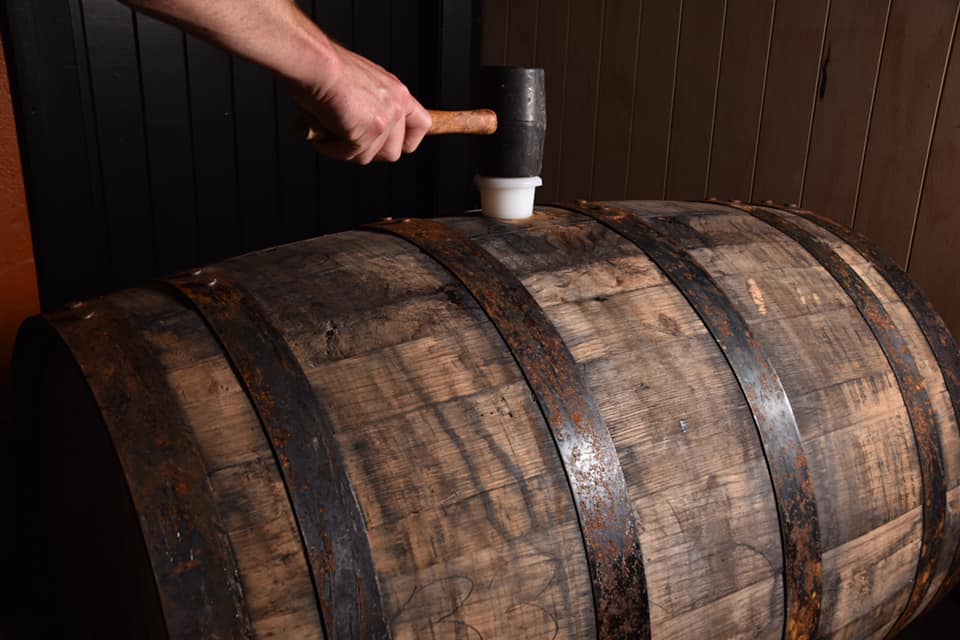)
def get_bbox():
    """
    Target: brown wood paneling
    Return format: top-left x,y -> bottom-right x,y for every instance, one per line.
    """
534,0 -> 571,203
590,0 -> 642,199
853,0 -> 960,265
664,0 -> 727,201
908,19 -> 960,342
0,31 -> 39,416
800,0 -> 891,226
504,0 -> 539,67
706,0 -> 775,201
625,1 -> 683,199
751,0 -> 829,204
556,0 -> 605,201
480,0 -> 509,65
